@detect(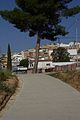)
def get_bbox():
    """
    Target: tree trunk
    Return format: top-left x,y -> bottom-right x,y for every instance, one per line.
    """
33,34 -> 40,73
7,44 -> 12,71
